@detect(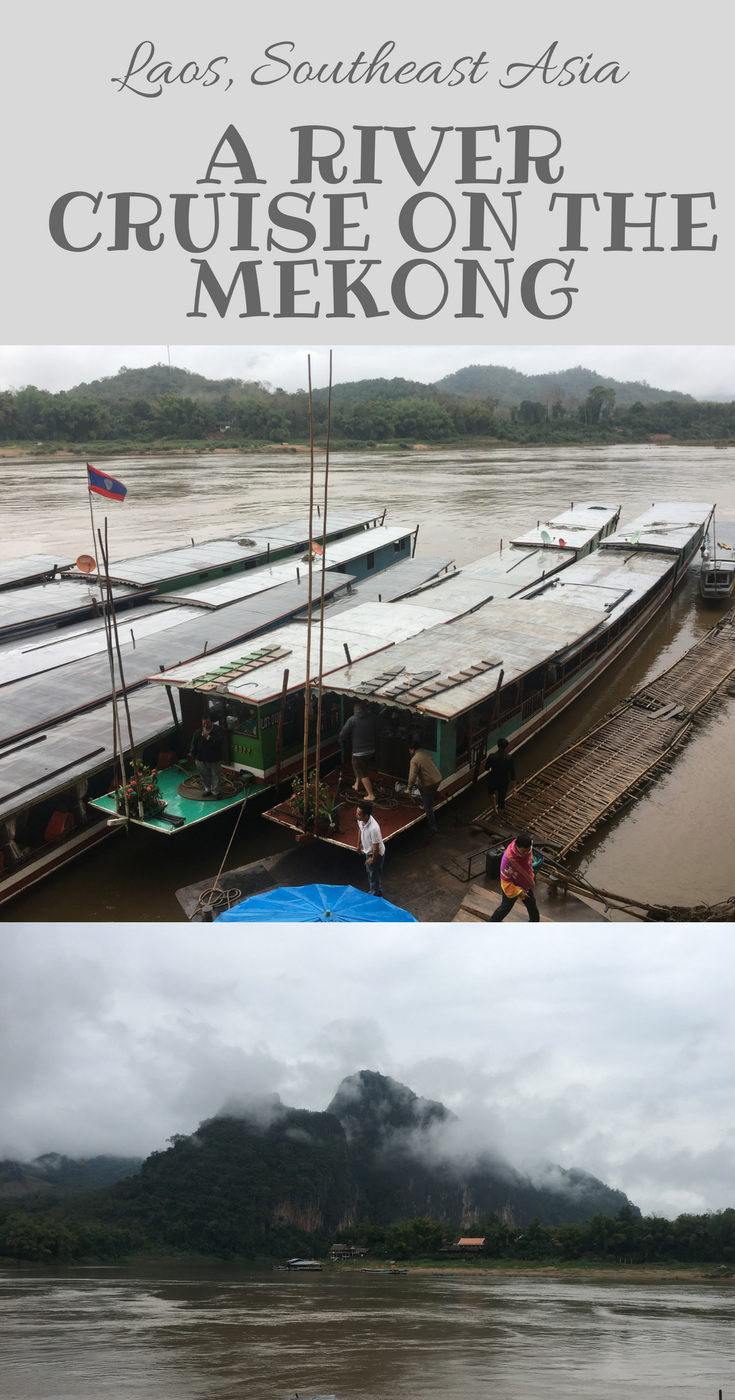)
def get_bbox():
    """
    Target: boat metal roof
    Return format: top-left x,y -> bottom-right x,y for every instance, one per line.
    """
156,525 -> 416,610
0,602 -> 203,688
412,545 -> 577,603
0,578 -> 151,641
323,539 -> 689,721
511,502 -> 620,550
82,509 -> 386,588
94,537 -> 288,587
0,555 -> 76,590
326,557 -> 454,614
323,596 -> 611,720
328,542 -> 577,622
149,599 -> 458,704
0,686 -> 175,825
0,574 -> 355,747
702,520 -> 735,567
158,561 -> 306,610
224,507 -> 384,545
601,502 -> 713,553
